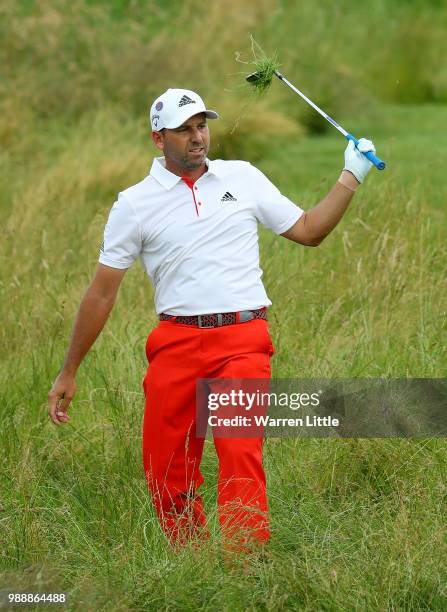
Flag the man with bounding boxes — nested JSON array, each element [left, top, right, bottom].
[[48, 88, 375, 549]]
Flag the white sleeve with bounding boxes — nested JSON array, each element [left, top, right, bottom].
[[250, 164, 304, 234], [98, 193, 142, 269]]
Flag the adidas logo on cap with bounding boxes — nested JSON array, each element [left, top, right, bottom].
[[179, 95, 196, 107], [221, 192, 237, 202]]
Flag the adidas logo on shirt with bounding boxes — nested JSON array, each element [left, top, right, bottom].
[[178, 95, 196, 107], [221, 192, 237, 202]]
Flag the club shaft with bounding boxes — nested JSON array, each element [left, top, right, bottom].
[[272, 71, 386, 170], [274, 71, 348, 137]]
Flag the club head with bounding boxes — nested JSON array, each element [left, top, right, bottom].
[[246, 72, 261, 83]]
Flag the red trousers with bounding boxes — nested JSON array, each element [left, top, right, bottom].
[[142, 318, 274, 548]]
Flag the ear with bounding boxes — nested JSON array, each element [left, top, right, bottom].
[[151, 131, 164, 152]]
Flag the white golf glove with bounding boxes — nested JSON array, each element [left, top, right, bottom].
[[343, 138, 376, 183]]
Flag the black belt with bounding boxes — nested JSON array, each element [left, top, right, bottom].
[[159, 308, 267, 328]]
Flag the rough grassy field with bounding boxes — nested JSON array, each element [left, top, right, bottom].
[[1, 101, 445, 611], [1, 1, 446, 610]]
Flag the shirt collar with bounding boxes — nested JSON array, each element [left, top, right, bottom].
[[150, 156, 222, 190]]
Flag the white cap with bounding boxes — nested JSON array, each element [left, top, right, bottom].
[[149, 88, 219, 131]]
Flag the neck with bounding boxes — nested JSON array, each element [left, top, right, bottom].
[[164, 158, 207, 182]]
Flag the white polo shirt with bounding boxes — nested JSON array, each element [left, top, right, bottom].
[[99, 157, 304, 315]]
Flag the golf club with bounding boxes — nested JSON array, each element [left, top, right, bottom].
[[246, 70, 386, 171]]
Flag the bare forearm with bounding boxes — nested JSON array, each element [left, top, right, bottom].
[[302, 171, 359, 244], [61, 287, 116, 375], [48, 265, 125, 424]]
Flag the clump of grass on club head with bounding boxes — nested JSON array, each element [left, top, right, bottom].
[[246, 36, 281, 94]]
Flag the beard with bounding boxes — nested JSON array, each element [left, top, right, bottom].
[[166, 143, 208, 169]]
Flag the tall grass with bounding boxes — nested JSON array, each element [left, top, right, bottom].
[[2, 0, 447, 136], [1, 99, 446, 607], [1, 1, 447, 609]]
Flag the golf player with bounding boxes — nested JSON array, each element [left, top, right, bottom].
[[48, 88, 376, 549]]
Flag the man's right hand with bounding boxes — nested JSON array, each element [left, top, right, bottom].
[[46, 264, 127, 427], [48, 371, 76, 425]]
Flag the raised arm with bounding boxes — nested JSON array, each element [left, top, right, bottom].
[[281, 138, 375, 246], [48, 264, 127, 425]]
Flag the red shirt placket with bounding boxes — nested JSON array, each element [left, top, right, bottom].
[[181, 177, 201, 217]]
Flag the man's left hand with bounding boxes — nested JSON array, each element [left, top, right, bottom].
[[343, 138, 376, 183]]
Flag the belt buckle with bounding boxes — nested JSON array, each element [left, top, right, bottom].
[[197, 314, 215, 329], [239, 310, 254, 323]]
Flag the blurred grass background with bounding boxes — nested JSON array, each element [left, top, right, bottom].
[[1, 0, 446, 610]]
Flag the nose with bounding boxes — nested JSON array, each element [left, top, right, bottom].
[[190, 128, 203, 143]]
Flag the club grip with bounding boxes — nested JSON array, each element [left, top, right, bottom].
[[346, 134, 386, 171]]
